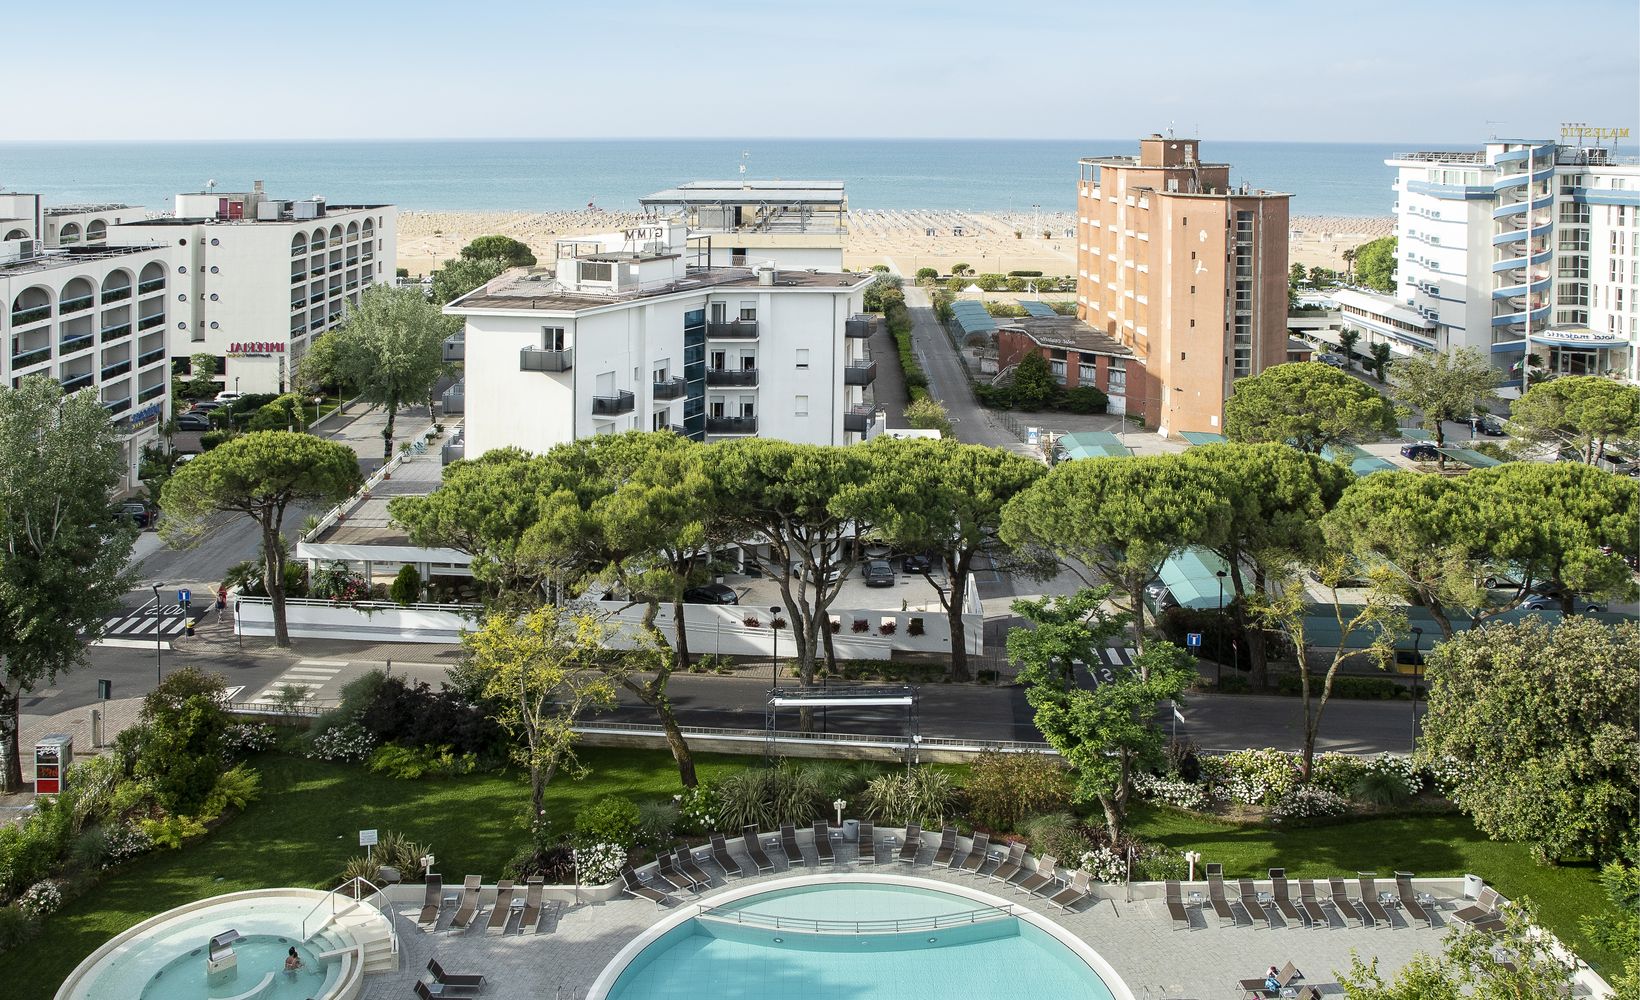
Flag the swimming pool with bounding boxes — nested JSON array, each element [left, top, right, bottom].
[[141, 934, 326, 1000], [594, 876, 1126, 1000]]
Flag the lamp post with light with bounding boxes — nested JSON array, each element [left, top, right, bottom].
[[150, 583, 163, 685], [769, 606, 782, 689], [1408, 626, 1424, 751], [1215, 569, 1228, 684]]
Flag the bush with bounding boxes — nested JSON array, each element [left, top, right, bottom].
[[1269, 784, 1348, 823], [366, 744, 479, 780], [573, 796, 641, 850], [15, 882, 60, 918], [222, 723, 280, 759], [1059, 385, 1108, 414], [1008, 270, 1044, 278], [915, 267, 938, 282], [134, 667, 229, 816], [101, 824, 152, 866], [860, 767, 955, 827], [389, 564, 422, 604], [339, 673, 502, 758], [962, 752, 1071, 830], [1017, 812, 1095, 864], [199, 429, 236, 452], [573, 842, 627, 885], [1211, 748, 1301, 806], [307, 724, 376, 763], [1272, 674, 1407, 700], [1132, 772, 1210, 810], [636, 800, 678, 850], [1350, 770, 1414, 807], [677, 784, 718, 835], [0, 905, 38, 953], [138, 814, 208, 850], [714, 764, 832, 830], [339, 829, 430, 884]]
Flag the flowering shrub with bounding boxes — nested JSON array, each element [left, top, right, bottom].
[[1132, 772, 1210, 811], [851, 619, 869, 633], [18, 881, 61, 917], [573, 842, 627, 885], [222, 723, 280, 759], [1362, 753, 1422, 793], [1216, 748, 1301, 806], [878, 621, 897, 635], [1077, 846, 1126, 883], [1269, 784, 1347, 823], [1310, 753, 1368, 797], [1420, 754, 1469, 796], [677, 784, 719, 835], [307, 724, 375, 763], [102, 824, 153, 866]]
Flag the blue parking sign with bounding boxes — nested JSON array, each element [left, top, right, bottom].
[[178, 588, 191, 606], [1186, 632, 1203, 648]]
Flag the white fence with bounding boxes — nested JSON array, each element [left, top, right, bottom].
[[233, 595, 481, 643]]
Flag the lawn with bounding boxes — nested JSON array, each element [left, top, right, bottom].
[[2, 748, 754, 1000], [1129, 804, 1622, 977]]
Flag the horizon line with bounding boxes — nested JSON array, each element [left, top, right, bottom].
[[0, 134, 1500, 147]]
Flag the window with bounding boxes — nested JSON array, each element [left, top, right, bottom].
[[795, 395, 809, 417], [543, 327, 566, 351], [710, 302, 727, 324], [579, 260, 613, 283], [739, 301, 756, 322], [710, 350, 726, 370], [652, 365, 669, 383], [740, 398, 755, 417], [795, 348, 810, 369]]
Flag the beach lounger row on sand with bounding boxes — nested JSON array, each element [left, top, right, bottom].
[[1174, 866, 1442, 930]]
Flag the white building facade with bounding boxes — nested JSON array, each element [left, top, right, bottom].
[[2, 239, 172, 491], [638, 179, 847, 273], [446, 222, 879, 457], [113, 184, 397, 394], [1339, 139, 1640, 388]]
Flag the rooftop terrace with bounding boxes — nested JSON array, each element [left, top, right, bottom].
[[450, 265, 870, 313]]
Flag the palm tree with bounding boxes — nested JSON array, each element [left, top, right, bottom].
[[1341, 247, 1357, 285]]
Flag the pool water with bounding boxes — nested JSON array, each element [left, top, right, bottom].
[[606, 882, 1116, 1000], [141, 935, 327, 1000]]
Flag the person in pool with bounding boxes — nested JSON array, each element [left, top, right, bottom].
[[284, 947, 303, 973]]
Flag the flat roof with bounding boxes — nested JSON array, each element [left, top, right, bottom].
[[44, 203, 138, 216], [451, 266, 871, 313], [0, 244, 165, 277], [998, 316, 1134, 357], [1332, 288, 1436, 329], [642, 180, 847, 204]]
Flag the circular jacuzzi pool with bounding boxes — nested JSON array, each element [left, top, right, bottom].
[[592, 875, 1128, 1000]]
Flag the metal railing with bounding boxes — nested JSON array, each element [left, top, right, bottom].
[[707, 320, 759, 339], [300, 875, 399, 958], [572, 719, 1055, 756], [694, 901, 1014, 934], [706, 368, 758, 387]]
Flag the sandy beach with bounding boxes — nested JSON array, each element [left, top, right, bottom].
[[396, 209, 1393, 278]]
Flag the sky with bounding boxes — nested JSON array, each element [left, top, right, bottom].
[[3, 0, 1637, 143]]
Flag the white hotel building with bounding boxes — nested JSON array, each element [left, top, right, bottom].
[[1, 238, 172, 491], [0, 194, 152, 248], [112, 183, 397, 395], [1334, 139, 1640, 388], [445, 219, 879, 457]]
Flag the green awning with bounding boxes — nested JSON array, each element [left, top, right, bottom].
[[1180, 431, 1228, 446]]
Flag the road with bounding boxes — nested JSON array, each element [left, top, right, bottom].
[[901, 283, 1028, 453]]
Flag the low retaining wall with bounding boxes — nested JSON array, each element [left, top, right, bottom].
[[234, 596, 479, 644]]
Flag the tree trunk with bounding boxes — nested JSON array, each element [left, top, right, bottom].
[[1433, 421, 1447, 471], [0, 687, 21, 794], [671, 597, 691, 673], [264, 522, 291, 648], [657, 700, 697, 788], [1247, 567, 1269, 689], [1129, 583, 1149, 676], [945, 549, 973, 683], [382, 401, 397, 461], [635, 604, 696, 787], [1099, 793, 1123, 842]]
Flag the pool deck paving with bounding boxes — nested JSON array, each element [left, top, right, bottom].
[[362, 830, 1463, 1000]]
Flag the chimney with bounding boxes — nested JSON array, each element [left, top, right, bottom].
[[758, 266, 776, 286]]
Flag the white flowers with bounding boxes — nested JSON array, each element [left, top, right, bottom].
[[1131, 772, 1209, 810], [573, 842, 627, 886], [306, 724, 375, 763], [18, 880, 62, 917], [102, 824, 153, 866], [1269, 785, 1348, 823], [1076, 846, 1126, 884]]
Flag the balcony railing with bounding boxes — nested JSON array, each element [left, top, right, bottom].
[[138, 278, 165, 295], [442, 336, 464, 362], [592, 390, 636, 417], [101, 396, 131, 415], [707, 320, 759, 340], [845, 315, 879, 339], [138, 313, 165, 331], [292, 297, 308, 310], [101, 360, 132, 379], [844, 359, 877, 386], [707, 368, 758, 387], [59, 373, 93, 392], [59, 295, 94, 314], [11, 346, 50, 368], [520, 346, 573, 372], [844, 405, 877, 434], [100, 286, 131, 305], [138, 382, 167, 402], [101, 323, 132, 341], [652, 376, 686, 400], [138, 348, 165, 367], [11, 305, 51, 326], [706, 414, 757, 435], [60, 333, 94, 354]]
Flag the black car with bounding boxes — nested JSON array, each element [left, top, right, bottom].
[[1523, 593, 1605, 614], [1473, 413, 1506, 436], [175, 413, 212, 431], [683, 583, 738, 605], [1400, 443, 1440, 461], [863, 559, 895, 587], [901, 553, 933, 574], [118, 502, 153, 529]]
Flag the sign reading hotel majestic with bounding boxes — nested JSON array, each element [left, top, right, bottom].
[[226, 342, 287, 357], [1560, 124, 1631, 141]]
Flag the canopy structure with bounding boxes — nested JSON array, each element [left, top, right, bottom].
[[1055, 431, 1132, 460], [1179, 431, 1227, 446], [950, 299, 997, 335], [765, 684, 919, 761], [1322, 443, 1396, 475], [1020, 300, 1057, 318]]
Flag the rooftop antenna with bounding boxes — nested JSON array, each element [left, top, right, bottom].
[[205, 179, 217, 191], [1166, 122, 1175, 139], [1484, 120, 1506, 140]]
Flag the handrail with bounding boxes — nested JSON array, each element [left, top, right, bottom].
[[694, 900, 1014, 934], [299, 875, 399, 957]]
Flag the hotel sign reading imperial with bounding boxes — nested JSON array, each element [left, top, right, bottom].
[[226, 342, 287, 358]]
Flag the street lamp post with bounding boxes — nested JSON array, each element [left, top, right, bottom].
[[150, 583, 163, 685], [1409, 626, 1424, 751], [1215, 569, 1228, 685], [769, 606, 782, 689]]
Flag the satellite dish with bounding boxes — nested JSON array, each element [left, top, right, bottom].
[[205, 179, 217, 190]]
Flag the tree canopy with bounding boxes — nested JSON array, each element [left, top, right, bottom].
[[1339, 899, 1576, 1000], [0, 377, 136, 791], [1388, 347, 1500, 464], [1352, 235, 1397, 293], [1508, 375, 1640, 464], [1420, 616, 1639, 862], [431, 256, 511, 305], [161, 431, 360, 646], [1224, 361, 1399, 453], [459, 235, 536, 268]]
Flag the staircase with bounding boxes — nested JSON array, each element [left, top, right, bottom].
[[324, 902, 399, 974]]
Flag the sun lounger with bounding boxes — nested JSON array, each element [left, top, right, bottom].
[[741, 825, 775, 873], [1164, 880, 1190, 930], [1330, 876, 1370, 926], [1298, 880, 1329, 926], [1205, 863, 1236, 925], [811, 822, 836, 865], [1358, 873, 1394, 925], [417, 874, 443, 930], [990, 842, 1027, 884], [654, 854, 696, 893], [1237, 878, 1271, 927], [1049, 870, 1092, 911], [1453, 886, 1503, 929], [1017, 855, 1058, 896], [449, 875, 482, 932], [780, 823, 806, 867], [1279, 962, 1303, 986], [1396, 872, 1434, 927], [417, 981, 481, 999], [958, 832, 992, 873], [932, 826, 959, 867], [428, 957, 486, 989], [1269, 868, 1305, 925], [485, 880, 514, 934], [896, 824, 922, 864], [710, 833, 744, 877], [856, 822, 876, 864], [620, 866, 674, 909], [517, 877, 544, 935], [675, 848, 713, 888]]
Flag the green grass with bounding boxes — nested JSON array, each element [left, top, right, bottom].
[[1128, 803, 1622, 976], [0, 748, 755, 999]]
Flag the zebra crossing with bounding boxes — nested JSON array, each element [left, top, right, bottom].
[[89, 599, 189, 646], [1076, 647, 1140, 687], [245, 660, 346, 706]]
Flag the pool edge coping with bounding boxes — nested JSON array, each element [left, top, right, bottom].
[[584, 872, 1136, 1000]]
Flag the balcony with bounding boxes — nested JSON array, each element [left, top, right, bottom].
[[707, 320, 759, 340], [706, 414, 757, 435], [844, 405, 877, 434], [60, 333, 93, 354], [520, 346, 573, 372], [11, 305, 51, 326], [138, 278, 165, 295], [592, 390, 636, 417], [59, 373, 93, 393], [11, 346, 50, 369], [138, 313, 165, 331], [100, 287, 131, 305], [138, 382, 167, 402], [845, 315, 879, 339], [138, 348, 165, 367], [59, 295, 94, 315], [844, 359, 877, 386], [652, 376, 686, 400], [706, 368, 758, 387], [442, 336, 464, 362], [101, 360, 132, 379], [292, 296, 307, 311], [101, 396, 132, 415], [101, 323, 132, 342]]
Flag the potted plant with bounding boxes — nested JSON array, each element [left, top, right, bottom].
[[907, 617, 925, 637], [829, 619, 841, 634], [851, 619, 869, 633], [879, 621, 898, 636], [743, 615, 761, 628]]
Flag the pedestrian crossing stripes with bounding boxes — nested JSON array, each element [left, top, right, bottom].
[[247, 660, 345, 705], [88, 599, 188, 645], [1074, 647, 1139, 687]]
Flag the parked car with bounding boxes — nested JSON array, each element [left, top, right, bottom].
[[1473, 412, 1507, 436], [790, 561, 845, 587], [1523, 593, 1605, 614], [188, 399, 224, 411], [682, 583, 738, 605], [1400, 443, 1441, 461], [118, 501, 154, 529], [214, 391, 242, 403], [175, 413, 212, 431], [901, 553, 933, 574], [862, 559, 896, 587], [1318, 353, 1350, 368]]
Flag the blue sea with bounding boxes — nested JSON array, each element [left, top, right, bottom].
[[2, 138, 1420, 217]]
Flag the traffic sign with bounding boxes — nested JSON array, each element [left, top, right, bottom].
[[177, 588, 191, 607], [1186, 632, 1203, 648]]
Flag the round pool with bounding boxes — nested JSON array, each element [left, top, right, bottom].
[[592, 875, 1129, 1000], [141, 934, 326, 1000]]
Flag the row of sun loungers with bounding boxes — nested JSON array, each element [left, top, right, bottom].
[[416, 958, 486, 997], [1172, 866, 1441, 930], [416, 874, 552, 935]]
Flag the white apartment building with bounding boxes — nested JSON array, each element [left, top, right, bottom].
[[0, 194, 151, 247], [445, 221, 879, 457], [2, 239, 172, 491], [1336, 139, 1640, 388], [112, 183, 397, 394], [638, 179, 846, 272]]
